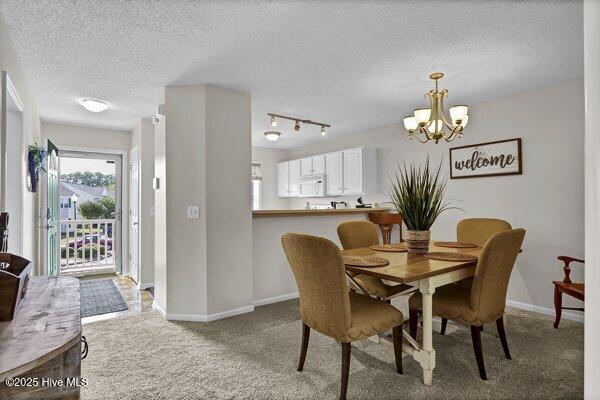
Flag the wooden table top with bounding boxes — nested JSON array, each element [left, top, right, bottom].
[[343, 242, 483, 284], [0, 277, 81, 379]]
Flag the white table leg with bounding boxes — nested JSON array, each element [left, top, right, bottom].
[[419, 280, 436, 386]]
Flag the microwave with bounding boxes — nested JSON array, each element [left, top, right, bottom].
[[299, 175, 327, 197]]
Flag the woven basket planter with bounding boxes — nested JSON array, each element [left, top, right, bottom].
[[405, 230, 431, 254]]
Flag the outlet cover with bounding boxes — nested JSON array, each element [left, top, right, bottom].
[[187, 206, 200, 219]]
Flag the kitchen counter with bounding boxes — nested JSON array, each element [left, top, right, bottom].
[[252, 207, 390, 218]]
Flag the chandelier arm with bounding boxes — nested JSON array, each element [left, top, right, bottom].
[[438, 92, 454, 129], [443, 126, 462, 142], [415, 133, 430, 144]]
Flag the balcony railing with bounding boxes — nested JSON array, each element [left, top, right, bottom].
[[60, 219, 115, 272]]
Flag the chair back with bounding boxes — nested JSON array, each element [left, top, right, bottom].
[[368, 212, 403, 244], [457, 218, 512, 245], [337, 220, 379, 250], [281, 233, 351, 338], [470, 229, 525, 321]]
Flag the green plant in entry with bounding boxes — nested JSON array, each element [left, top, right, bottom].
[[388, 157, 460, 231]]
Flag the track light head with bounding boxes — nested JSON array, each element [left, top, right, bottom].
[[294, 120, 301, 132], [270, 115, 277, 127], [320, 126, 327, 136]]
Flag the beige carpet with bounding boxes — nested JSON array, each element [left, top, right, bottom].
[[82, 300, 583, 399]]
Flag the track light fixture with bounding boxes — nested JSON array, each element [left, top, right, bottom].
[[266, 113, 330, 140]]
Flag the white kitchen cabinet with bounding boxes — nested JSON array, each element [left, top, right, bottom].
[[343, 148, 363, 195], [277, 162, 290, 197], [312, 154, 326, 175], [300, 157, 313, 177], [289, 159, 301, 196], [325, 151, 344, 195]]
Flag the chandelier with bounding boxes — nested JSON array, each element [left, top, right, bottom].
[[403, 72, 469, 144]]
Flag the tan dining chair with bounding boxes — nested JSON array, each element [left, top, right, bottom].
[[408, 228, 526, 380], [438, 218, 513, 334], [281, 233, 404, 400], [337, 221, 411, 301]]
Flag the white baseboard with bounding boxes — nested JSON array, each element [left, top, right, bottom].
[[506, 299, 584, 323], [253, 292, 299, 307], [153, 304, 255, 322], [152, 299, 166, 318]]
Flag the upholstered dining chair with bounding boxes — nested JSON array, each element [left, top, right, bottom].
[[337, 221, 411, 301], [409, 228, 526, 380], [281, 233, 404, 400]]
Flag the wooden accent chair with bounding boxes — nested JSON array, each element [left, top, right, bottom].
[[281, 233, 404, 400], [337, 221, 411, 301], [553, 256, 584, 329], [409, 229, 526, 380], [368, 212, 403, 244]]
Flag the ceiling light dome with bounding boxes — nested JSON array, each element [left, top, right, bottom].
[[264, 131, 281, 141], [79, 98, 109, 112]]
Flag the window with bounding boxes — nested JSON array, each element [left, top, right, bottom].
[[251, 162, 262, 210]]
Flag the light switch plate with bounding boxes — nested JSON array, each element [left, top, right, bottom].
[[152, 177, 160, 190], [187, 206, 200, 219]]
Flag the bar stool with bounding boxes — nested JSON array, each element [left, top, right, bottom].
[[368, 212, 403, 244]]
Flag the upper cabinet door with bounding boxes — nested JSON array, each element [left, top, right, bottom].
[[289, 159, 301, 196], [312, 155, 326, 175], [343, 148, 364, 195], [277, 162, 290, 197], [326, 152, 343, 195], [300, 157, 313, 177]]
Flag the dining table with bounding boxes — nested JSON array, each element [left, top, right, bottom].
[[342, 242, 483, 387]]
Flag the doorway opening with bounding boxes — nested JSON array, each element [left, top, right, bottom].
[[58, 151, 122, 276]]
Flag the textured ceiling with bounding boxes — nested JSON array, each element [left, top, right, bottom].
[[0, 0, 583, 149]]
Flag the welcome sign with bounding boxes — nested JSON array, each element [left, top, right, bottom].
[[449, 138, 522, 179]]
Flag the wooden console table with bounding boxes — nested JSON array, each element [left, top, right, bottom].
[[0, 277, 82, 400]]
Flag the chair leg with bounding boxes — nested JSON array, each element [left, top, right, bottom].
[[392, 325, 403, 374], [409, 309, 419, 339], [470, 325, 487, 380], [441, 318, 448, 335], [340, 342, 351, 400], [496, 317, 512, 360], [297, 323, 310, 371], [553, 286, 562, 329]]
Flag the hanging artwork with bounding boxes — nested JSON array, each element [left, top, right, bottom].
[[449, 138, 522, 179], [27, 143, 46, 192]]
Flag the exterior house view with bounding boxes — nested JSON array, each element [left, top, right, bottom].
[[0, 1, 599, 400]]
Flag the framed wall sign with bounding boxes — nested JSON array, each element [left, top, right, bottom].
[[449, 138, 522, 179]]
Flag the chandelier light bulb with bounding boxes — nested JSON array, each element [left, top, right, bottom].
[[460, 114, 469, 128], [428, 120, 444, 134], [264, 131, 281, 141], [449, 105, 468, 124], [414, 108, 431, 125], [403, 116, 418, 131]]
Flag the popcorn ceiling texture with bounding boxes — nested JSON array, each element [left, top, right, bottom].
[[0, 1, 583, 148]]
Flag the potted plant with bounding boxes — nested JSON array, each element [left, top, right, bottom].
[[389, 158, 459, 254], [27, 143, 46, 192]]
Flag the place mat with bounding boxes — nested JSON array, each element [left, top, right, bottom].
[[434, 241, 478, 249], [423, 252, 478, 262], [369, 243, 408, 252], [343, 255, 389, 267]]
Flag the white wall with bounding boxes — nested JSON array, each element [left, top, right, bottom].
[[130, 118, 155, 288], [155, 84, 253, 320], [584, 0, 600, 397], [251, 146, 290, 210], [0, 19, 41, 271], [286, 80, 585, 316], [42, 122, 131, 150]]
